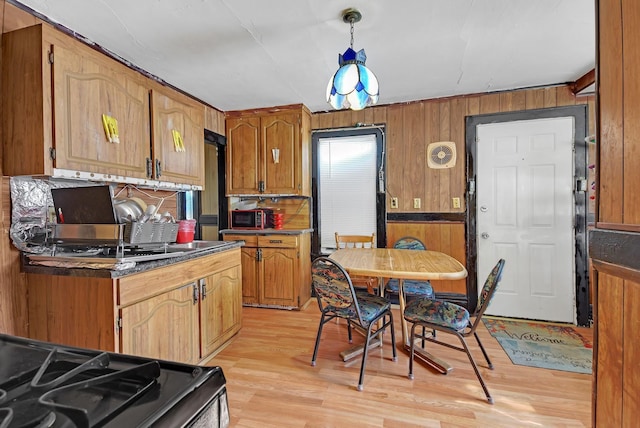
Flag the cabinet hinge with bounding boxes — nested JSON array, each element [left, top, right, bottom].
[[146, 157, 153, 178], [193, 283, 199, 305], [48, 51, 54, 64], [49, 147, 56, 160], [116, 316, 122, 332]]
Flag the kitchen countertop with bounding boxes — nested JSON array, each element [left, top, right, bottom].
[[220, 228, 313, 235], [22, 240, 244, 279]]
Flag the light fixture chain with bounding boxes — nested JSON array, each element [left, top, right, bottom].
[[350, 20, 355, 49]]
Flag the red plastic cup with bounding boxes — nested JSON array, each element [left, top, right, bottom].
[[176, 219, 196, 243]]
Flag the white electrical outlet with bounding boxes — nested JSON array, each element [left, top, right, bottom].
[[391, 197, 398, 209], [413, 198, 421, 209], [452, 197, 461, 209]]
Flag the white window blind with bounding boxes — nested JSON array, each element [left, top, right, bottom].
[[318, 134, 377, 252]]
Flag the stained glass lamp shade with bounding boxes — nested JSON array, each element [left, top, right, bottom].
[[326, 47, 379, 111]]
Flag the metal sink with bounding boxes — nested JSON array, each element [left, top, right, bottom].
[[165, 240, 230, 252]]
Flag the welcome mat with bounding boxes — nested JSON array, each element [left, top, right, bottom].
[[483, 317, 593, 374]]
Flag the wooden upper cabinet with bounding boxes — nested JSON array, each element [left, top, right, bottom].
[[2, 24, 149, 178], [226, 116, 261, 194], [2, 24, 205, 188], [52, 34, 150, 179], [225, 104, 311, 196], [150, 84, 205, 187]]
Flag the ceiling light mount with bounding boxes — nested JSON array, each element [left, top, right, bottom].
[[326, 7, 379, 111], [342, 8, 362, 25]]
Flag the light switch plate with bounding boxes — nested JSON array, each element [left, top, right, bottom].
[[413, 198, 421, 209], [452, 197, 461, 209]]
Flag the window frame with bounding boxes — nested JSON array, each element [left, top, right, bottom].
[[311, 126, 387, 257]]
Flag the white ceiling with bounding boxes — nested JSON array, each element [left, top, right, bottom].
[[11, 0, 596, 113]]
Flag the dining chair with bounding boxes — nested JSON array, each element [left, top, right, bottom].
[[311, 256, 397, 391], [384, 236, 435, 301], [334, 232, 378, 294], [403, 258, 506, 404]]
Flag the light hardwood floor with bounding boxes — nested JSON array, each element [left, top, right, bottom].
[[211, 304, 592, 427]]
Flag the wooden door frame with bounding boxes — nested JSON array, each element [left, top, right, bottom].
[[465, 105, 590, 326]]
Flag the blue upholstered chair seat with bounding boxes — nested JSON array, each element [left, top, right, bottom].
[[332, 293, 391, 326], [403, 298, 470, 331], [385, 279, 434, 298]]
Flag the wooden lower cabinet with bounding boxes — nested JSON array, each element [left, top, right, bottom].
[[26, 248, 242, 364], [224, 233, 311, 309], [120, 282, 200, 364]]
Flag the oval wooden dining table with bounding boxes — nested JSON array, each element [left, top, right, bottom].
[[329, 247, 468, 373]]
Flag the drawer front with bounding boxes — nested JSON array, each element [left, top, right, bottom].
[[258, 235, 298, 248], [224, 234, 258, 246]]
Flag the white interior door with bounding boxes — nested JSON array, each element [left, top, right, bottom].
[[476, 117, 575, 323]]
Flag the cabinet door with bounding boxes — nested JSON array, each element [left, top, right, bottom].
[[52, 39, 150, 178], [150, 87, 205, 187], [226, 117, 261, 194], [240, 247, 260, 305], [262, 113, 300, 195], [261, 247, 298, 307], [120, 282, 200, 364], [199, 265, 242, 357]]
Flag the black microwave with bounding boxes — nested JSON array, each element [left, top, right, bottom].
[[230, 209, 274, 229]]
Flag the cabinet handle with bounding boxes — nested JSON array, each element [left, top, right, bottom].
[[199, 278, 207, 300], [146, 158, 153, 178], [269, 240, 283, 244], [256, 248, 262, 262], [155, 159, 162, 178], [258, 180, 265, 192]]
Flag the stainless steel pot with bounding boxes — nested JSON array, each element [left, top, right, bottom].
[[114, 198, 144, 222]]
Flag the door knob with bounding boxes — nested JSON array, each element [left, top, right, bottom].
[[481, 232, 490, 239], [480, 206, 488, 212]]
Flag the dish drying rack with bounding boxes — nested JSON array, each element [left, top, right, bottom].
[[47, 222, 179, 257]]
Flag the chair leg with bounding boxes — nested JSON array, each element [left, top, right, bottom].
[[357, 323, 377, 391], [311, 314, 327, 366], [456, 332, 493, 404], [388, 312, 397, 362], [474, 331, 493, 369], [408, 322, 418, 380]]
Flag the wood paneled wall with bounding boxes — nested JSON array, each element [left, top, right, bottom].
[[204, 106, 225, 135], [312, 86, 594, 291], [313, 86, 595, 214], [591, 0, 640, 425]]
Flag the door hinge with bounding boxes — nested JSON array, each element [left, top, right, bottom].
[[48, 51, 54, 64], [193, 283, 199, 304], [146, 157, 153, 178], [49, 147, 56, 160], [116, 316, 122, 332]]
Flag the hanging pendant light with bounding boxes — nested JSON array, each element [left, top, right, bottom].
[[326, 8, 379, 111]]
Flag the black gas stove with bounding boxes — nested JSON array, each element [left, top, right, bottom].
[[0, 334, 229, 428]]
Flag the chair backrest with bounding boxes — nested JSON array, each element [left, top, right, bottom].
[[335, 232, 376, 249], [311, 257, 363, 320], [393, 236, 427, 251], [471, 259, 506, 324]]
